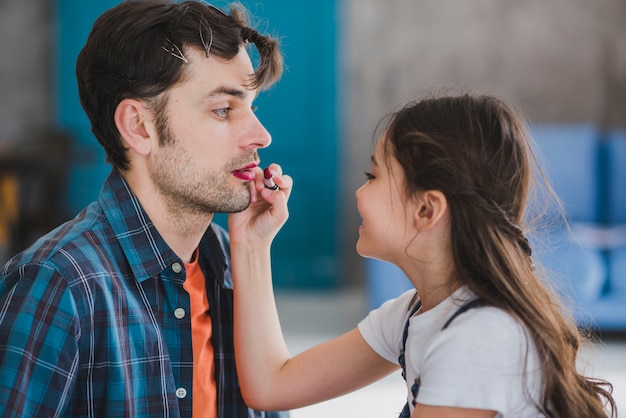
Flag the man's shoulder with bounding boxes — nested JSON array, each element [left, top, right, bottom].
[[2, 201, 113, 281]]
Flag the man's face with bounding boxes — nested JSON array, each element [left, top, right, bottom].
[[148, 46, 271, 215]]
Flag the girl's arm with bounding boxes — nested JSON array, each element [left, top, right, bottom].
[[229, 166, 398, 411]]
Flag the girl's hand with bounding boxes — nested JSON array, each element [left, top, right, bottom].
[[228, 163, 292, 248]]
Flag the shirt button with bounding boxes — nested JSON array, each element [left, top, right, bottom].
[[174, 308, 186, 319], [176, 387, 187, 399], [172, 262, 182, 273]]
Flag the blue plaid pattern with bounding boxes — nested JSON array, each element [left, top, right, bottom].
[[0, 169, 287, 418]]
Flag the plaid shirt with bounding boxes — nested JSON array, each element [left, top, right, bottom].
[[0, 169, 288, 418]]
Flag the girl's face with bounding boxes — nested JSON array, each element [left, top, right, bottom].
[[355, 137, 419, 264]]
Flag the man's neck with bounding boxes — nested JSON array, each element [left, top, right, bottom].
[[121, 172, 213, 263]]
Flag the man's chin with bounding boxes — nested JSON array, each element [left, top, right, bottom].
[[220, 193, 251, 214], [202, 184, 253, 214], [228, 205, 248, 214]]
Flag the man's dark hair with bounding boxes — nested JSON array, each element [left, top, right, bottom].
[[76, 0, 283, 170]]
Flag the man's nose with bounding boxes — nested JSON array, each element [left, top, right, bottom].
[[245, 113, 272, 149]]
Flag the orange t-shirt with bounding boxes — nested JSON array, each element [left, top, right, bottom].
[[183, 253, 217, 418]]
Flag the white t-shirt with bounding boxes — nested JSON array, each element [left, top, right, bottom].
[[358, 286, 544, 417]]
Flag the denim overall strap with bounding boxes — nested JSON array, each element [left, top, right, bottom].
[[397, 298, 485, 418], [399, 297, 421, 382], [398, 296, 421, 418], [441, 298, 486, 330]]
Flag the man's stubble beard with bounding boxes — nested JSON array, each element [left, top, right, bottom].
[[149, 114, 255, 216]]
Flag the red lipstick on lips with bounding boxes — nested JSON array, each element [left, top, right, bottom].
[[232, 163, 258, 181], [263, 168, 279, 190]]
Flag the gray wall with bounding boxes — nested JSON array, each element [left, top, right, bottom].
[[0, 1, 54, 142], [339, 0, 626, 285]]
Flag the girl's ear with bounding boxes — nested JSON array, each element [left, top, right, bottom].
[[114, 98, 154, 157], [413, 190, 448, 231]]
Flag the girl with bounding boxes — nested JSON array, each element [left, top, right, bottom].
[[228, 93, 617, 417]]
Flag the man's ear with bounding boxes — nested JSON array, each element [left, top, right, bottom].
[[413, 190, 448, 231], [114, 98, 154, 157]]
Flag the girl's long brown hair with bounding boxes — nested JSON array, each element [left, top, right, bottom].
[[382, 92, 616, 417]]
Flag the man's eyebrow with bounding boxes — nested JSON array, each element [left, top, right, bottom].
[[204, 86, 247, 100]]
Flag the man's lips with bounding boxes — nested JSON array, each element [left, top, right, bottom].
[[232, 162, 258, 181]]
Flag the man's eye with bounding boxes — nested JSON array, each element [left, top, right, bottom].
[[214, 107, 231, 118]]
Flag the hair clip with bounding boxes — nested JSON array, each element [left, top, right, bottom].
[[198, 15, 213, 58], [161, 38, 188, 63]]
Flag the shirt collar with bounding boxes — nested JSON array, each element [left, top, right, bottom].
[[199, 223, 233, 289], [98, 169, 232, 288], [98, 169, 179, 282]]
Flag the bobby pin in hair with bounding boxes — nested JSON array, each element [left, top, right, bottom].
[[161, 38, 188, 63], [198, 15, 213, 58]]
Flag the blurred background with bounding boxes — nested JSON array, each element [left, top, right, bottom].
[[1, 0, 626, 413]]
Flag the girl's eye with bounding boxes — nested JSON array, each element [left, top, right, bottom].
[[214, 107, 231, 118], [364, 171, 375, 180]]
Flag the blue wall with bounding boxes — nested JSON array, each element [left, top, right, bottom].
[[55, 0, 339, 288]]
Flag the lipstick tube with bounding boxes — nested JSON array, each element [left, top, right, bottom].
[[263, 167, 279, 190]]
